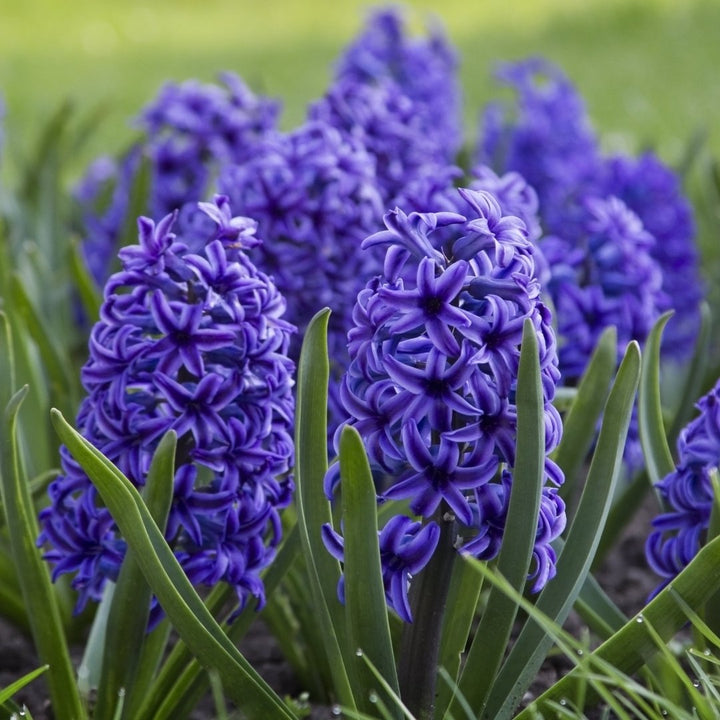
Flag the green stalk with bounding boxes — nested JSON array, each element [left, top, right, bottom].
[[397, 509, 457, 720]]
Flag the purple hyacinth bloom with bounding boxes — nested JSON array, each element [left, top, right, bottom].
[[600, 152, 702, 356], [323, 515, 441, 624], [335, 6, 462, 163], [479, 57, 599, 237], [75, 73, 279, 287], [646, 382, 720, 592], [38, 196, 295, 615], [218, 120, 385, 434], [324, 187, 566, 621], [479, 57, 702, 361]]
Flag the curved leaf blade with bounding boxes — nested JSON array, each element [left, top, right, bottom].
[[486, 341, 641, 720], [638, 311, 675, 486], [340, 425, 399, 713], [453, 317, 544, 716], [51, 409, 296, 720]]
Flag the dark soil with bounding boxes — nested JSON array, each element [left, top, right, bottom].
[[0, 497, 660, 720]]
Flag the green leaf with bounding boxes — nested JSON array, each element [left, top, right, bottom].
[[452, 318, 545, 717], [69, 237, 102, 321], [95, 430, 177, 720], [141, 528, 300, 720], [513, 528, 720, 718], [0, 665, 49, 705], [0, 384, 86, 720], [575, 573, 627, 639], [435, 560, 483, 719], [10, 272, 76, 414], [555, 326, 616, 504], [485, 341, 641, 720], [340, 425, 399, 714], [294, 308, 356, 710], [51, 409, 296, 720], [638, 311, 675, 487], [668, 301, 711, 446]]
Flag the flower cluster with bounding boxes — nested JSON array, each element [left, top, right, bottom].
[[646, 382, 720, 592], [38, 196, 295, 616], [217, 120, 385, 430], [310, 6, 461, 208], [478, 58, 702, 362], [75, 73, 279, 286], [324, 187, 566, 622]]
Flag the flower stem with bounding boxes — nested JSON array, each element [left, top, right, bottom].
[[397, 508, 457, 720]]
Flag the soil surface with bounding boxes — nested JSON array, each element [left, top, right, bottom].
[[0, 497, 660, 720]]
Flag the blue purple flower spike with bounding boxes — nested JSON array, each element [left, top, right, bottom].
[[324, 187, 566, 622], [217, 120, 385, 429], [75, 73, 280, 287], [646, 383, 720, 593], [39, 195, 295, 617], [310, 6, 462, 208], [479, 57, 702, 363]]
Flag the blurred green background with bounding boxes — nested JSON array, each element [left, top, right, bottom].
[[2, 0, 720, 177]]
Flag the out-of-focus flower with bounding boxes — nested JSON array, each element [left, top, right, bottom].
[[336, 6, 462, 162], [324, 187, 566, 622], [310, 6, 462, 208], [646, 382, 720, 592], [38, 196, 295, 617], [600, 153, 703, 354], [218, 120, 385, 433], [75, 74, 279, 287], [478, 57, 702, 360]]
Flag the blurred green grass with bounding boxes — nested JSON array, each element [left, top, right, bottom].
[[2, 0, 720, 177]]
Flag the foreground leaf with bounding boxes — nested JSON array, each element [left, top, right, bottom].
[[51, 409, 297, 720]]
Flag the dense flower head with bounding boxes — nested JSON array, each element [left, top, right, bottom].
[[540, 195, 665, 380], [478, 57, 702, 359], [75, 73, 279, 287], [38, 196, 295, 616], [599, 152, 703, 353], [217, 120, 385, 429], [324, 187, 566, 621], [335, 5, 462, 162], [646, 381, 720, 592], [479, 57, 599, 236]]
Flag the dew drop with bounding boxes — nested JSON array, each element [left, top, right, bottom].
[[576, 649, 584, 656], [693, 680, 701, 688], [661, 710, 668, 716], [635, 614, 644, 623], [355, 648, 364, 657], [369, 692, 378, 704], [559, 698, 567, 706], [704, 649, 712, 657], [331, 705, 342, 717]]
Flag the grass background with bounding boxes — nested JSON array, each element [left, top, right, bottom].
[[2, 0, 720, 178]]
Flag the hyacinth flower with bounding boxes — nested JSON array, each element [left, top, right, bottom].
[[75, 73, 280, 287], [335, 5, 462, 162], [38, 195, 295, 618], [218, 119, 385, 434], [323, 187, 566, 629], [646, 381, 720, 593], [310, 7, 462, 209], [478, 57, 702, 359]]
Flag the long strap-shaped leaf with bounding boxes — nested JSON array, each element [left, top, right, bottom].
[[294, 308, 356, 709], [638, 312, 675, 487], [514, 527, 720, 718], [51, 409, 297, 720], [451, 318, 544, 717], [555, 326, 616, 504], [95, 430, 177, 720], [340, 425, 400, 715], [668, 301, 711, 446], [0, 313, 87, 720], [483, 342, 641, 720]]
